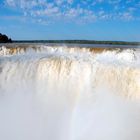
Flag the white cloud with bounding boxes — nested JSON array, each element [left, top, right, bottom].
[[108, 0, 121, 4], [118, 12, 134, 21], [4, 0, 139, 24], [5, 0, 16, 7], [55, 0, 63, 5], [67, 0, 73, 4], [32, 7, 60, 17]]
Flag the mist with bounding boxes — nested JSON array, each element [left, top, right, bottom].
[[0, 45, 140, 140]]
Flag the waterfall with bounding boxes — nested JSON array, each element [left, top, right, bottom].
[[0, 45, 140, 140]]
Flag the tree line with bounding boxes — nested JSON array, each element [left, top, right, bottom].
[[14, 40, 140, 46], [0, 33, 12, 43], [0, 33, 139, 45]]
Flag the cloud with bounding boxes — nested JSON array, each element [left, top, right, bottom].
[[108, 0, 121, 4], [118, 12, 134, 21], [5, 0, 16, 7], [67, 0, 73, 4], [4, 0, 140, 24]]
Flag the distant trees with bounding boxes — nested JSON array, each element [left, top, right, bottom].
[[14, 40, 140, 45], [0, 33, 12, 43]]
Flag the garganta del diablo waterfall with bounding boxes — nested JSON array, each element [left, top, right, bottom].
[[0, 44, 140, 140]]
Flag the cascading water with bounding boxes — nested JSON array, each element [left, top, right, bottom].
[[0, 44, 140, 140]]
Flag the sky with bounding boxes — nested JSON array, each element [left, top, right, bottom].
[[0, 0, 140, 41]]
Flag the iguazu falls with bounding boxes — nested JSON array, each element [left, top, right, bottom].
[[1, 0, 140, 139], [0, 44, 140, 140]]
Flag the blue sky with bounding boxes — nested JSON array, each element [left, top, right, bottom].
[[0, 0, 140, 41]]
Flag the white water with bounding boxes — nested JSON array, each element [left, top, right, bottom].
[[0, 45, 140, 140]]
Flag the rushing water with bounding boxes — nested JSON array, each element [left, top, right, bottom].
[[0, 44, 140, 140]]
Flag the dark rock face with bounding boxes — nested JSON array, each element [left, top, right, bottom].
[[0, 33, 12, 43]]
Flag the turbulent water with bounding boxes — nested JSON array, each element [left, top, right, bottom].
[[0, 44, 140, 140]]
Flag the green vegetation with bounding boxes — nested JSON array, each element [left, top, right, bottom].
[[0, 33, 12, 43], [0, 33, 139, 45], [14, 40, 140, 46]]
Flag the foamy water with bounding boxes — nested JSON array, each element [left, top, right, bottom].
[[0, 44, 140, 140]]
